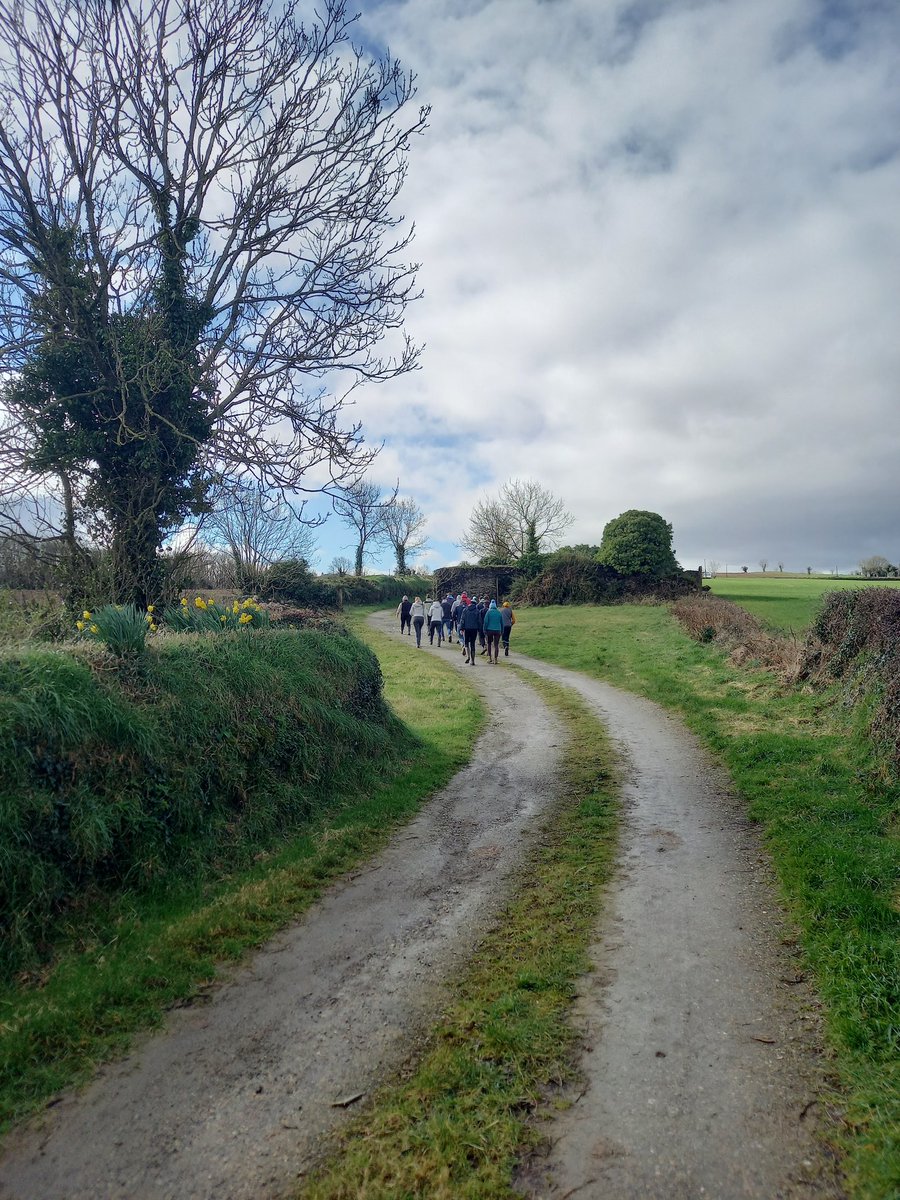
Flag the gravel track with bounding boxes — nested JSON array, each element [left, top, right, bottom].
[[0, 613, 841, 1199]]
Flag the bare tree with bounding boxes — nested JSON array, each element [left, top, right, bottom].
[[0, 0, 428, 605], [382, 497, 428, 575], [329, 555, 352, 576], [204, 482, 317, 593], [458, 478, 573, 564], [859, 555, 892, 578], [707, 561, 720, 578], [759, 560, 768, 573], [333, 479, 393, 576]]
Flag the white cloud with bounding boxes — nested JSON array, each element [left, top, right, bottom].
[[316, 0, 900, 573]]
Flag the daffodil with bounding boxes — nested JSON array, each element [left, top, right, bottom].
[[83, 610, 92, 620], [90, 624, 99, 634], [149, 623, 158, 633], [220, 614, 227, 624], [232, 600, 240, 615], [75, 620, 85, 631], [194, 597, 207, 610], [238, 612, 253, 625], [147, 604, 155, 613], [181, 596, 188, 607]]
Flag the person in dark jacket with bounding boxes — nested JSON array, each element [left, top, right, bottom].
[[499, 600, 516, 655], [397, 595, 412, 635], [459, 596, 481, 665], [476, 597, 487, 654], [441, 593, 455, 642]]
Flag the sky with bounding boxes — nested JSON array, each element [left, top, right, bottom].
[[305, 0, 900, 576]]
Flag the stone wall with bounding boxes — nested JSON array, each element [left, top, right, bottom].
[[433, 564, 524, 602]]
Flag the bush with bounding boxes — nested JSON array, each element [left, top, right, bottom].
[[517, 556, 697, 606], [0, 627, 406, 980], [596, 509, 680, 576], [263, 559, 335, 608], [803, 588, 900, 766]]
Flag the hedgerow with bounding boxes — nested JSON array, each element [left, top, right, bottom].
[[672, 587, 900, 768], [0, 627, 407, 980], [515, 555, 698, 606], [804, 588, 900, 767]]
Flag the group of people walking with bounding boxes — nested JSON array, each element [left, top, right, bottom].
[[396, 592, 516, 664]]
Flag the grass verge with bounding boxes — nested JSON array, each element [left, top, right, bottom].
[[0, 620, 483, 1136], [297, 668, 620, 1200], [514, 604, 899, 1199]]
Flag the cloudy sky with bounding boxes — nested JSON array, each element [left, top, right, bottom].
[[311, 0, 900, 575]]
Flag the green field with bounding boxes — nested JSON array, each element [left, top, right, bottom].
[[705, 574, 900, 632]]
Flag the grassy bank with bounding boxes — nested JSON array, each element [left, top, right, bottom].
[[299, 669, 620, 1200], [706, 574, 900, 632], [0, 623, 483, 1134], [514, 605, 899, 1198], [1, 628, 399, 978]]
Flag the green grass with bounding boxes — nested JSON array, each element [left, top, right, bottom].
[[706, 574, 900, 633], [0, 621, 484, 1136], [0, 629, 402, 978], [298, 668, 620, 1200], [514, 604, 899, 1199]]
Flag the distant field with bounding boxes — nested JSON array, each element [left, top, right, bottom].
[[705, 574, 900, 633]]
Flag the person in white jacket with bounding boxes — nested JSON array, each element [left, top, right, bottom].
[[409, 596, 426, 646], [428, 598, 445, 646]]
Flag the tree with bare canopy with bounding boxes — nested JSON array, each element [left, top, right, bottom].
[[0, 0, 428, 607], [382, 496, 428, 575], [457, 478, 573, 565], [332, 478, 394, 577], [203, 481, 317, 595]]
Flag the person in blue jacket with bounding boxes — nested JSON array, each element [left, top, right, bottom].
[[482, 599, 503, 663]]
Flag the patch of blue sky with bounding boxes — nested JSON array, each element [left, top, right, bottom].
[[774, 0, 899, 64]]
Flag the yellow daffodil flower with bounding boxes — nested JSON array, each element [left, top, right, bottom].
[[75, 620, 85, 631], [194, 597, 207, 610], [83, 610, 92, 620], [238, 612, 253, 625], [90, 624, 99, 634], [147, 605, 154, 613]]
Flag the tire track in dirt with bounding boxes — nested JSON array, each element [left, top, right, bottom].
[[509, 653, 842, 1200], [0, 616, 565, 1200]]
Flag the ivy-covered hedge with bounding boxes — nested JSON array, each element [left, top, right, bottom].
[[0, 627, 407, 979], [514, 556, 699, 606]]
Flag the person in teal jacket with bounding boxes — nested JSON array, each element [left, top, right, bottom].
[[482, 599, 503, 664]]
